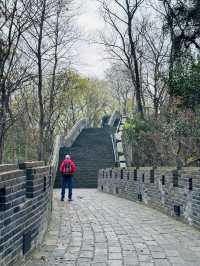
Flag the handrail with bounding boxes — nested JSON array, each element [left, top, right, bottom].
[[111, 134, 118, 165], [49, 135, 62, 184], [64, 119, 88, 147], [108, 110, 120, 127], [110, 116, 122, 167], [116, 117, 122, 134]]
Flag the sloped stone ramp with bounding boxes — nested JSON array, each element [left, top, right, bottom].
[[25, 189, 200, 266]]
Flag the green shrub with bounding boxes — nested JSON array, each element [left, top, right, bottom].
[[123, 116, 153, 143]]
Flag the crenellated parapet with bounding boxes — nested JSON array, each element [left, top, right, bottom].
[[0, 161, 52, 266], [98, 167, 200, 230]]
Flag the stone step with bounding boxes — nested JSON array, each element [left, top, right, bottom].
[[55, 127, 115, 188]]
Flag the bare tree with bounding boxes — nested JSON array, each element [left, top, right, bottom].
[[23, 0, 78, 160], [106, 64, 132, 115], [97, 0, 145, 118], [141, 22, 169, 118], [0, 0, 33, 162], [44, 0, 79, 159]]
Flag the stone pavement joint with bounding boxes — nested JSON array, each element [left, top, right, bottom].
[[25, 189, 200, 266]]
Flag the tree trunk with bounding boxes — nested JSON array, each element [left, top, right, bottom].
[[0, 130, 4, 164], [0, 108, 6, 163], [37, 0, 46, 161], [127, 16, 144, 118], [38, 62, 45, 161], [25, 127, 29, 160], [0, 80, 6, 164], [46, 6, 60, 160], [131, 90, 135, 116], [154, 98, 159, 120]]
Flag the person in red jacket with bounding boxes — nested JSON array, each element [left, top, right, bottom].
[[59, 154, 76, 201]]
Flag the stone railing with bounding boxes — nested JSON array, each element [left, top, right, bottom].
[[110, 134, 118, 166], [0, 161, 52, 266], [98, 167, 200, 230], [49, 135, 62, 181], [108, 110, 120, 127], [63, 119, 88, 147]]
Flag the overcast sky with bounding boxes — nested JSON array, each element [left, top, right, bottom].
[[74, 0, 110, 79], [73, 0, 160, 79]]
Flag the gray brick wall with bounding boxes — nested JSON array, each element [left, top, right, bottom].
[[0, 162, 53, 266], [98, 167, 200, 230]]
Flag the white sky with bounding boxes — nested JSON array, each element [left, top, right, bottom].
[[74, 0, 110, 79], [73, 0, 161, 79]]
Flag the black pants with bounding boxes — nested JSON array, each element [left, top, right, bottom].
[[61, 174, 73, 200]]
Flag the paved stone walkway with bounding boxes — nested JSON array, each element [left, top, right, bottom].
[[25, 189, 200, 266]]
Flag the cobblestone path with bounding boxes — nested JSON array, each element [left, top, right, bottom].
[[25, 189, 200, 266]]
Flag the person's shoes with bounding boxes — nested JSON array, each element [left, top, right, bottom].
[[68, 198, 73, 202], [61, 197, 64, 201]]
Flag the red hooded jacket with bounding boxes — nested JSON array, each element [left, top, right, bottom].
[[59, 159, 76, 175]]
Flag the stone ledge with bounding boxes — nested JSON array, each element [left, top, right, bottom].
[[0, 164, 17, 173], [19, 161, 45, 169], [0, 170, 25, 181]]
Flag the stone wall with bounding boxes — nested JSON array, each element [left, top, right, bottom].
[[98, 167, 200, 230], [0, 161, 52, 266]]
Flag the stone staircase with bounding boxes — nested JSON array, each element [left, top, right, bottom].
[[55, 128, 115, 188]]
